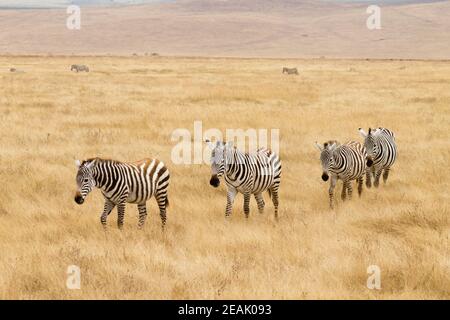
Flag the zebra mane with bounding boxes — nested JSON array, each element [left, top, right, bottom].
[[323, 140, 340, 149], [81, 158, 123, 167]]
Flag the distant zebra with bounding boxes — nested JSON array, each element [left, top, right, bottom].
[[71, 64, 89, 72], [206, 140, 281, 219], [358, 127, 397, 188], [74, 157, 170, 229], [315, 140, 366, 209], [282, 67, 299, 75]]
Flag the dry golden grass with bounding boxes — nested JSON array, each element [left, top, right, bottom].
[[0, 56, 449, 299]]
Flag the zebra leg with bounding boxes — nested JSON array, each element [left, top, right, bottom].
[[366, 168, 372, 188], [155, 193, 168, 229], [374, 168, 383, 188], [254, 193, 265, 214], [243, 193, 251, 218], [383, 167, 390, 184], [329, 176, 337, 209], [357, 177, 364, 197], [347, 181, 353, 200], [341, 182, 347, 201], [225, 188, 237, 217], [100, 200, 115, 228], [117, 203, 126, 230], [269, 187, 280, 219], [137, 203, 147, 229]]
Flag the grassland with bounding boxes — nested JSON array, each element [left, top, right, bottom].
[[0, 56, 449, 299]]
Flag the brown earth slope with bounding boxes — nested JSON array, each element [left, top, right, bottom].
[[0, 0, 449, 58]]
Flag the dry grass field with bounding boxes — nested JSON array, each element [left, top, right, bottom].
[[0, 56, 449, 299]]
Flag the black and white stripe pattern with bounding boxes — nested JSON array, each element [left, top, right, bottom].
[[74, 157, 169, 229], [207, 140, 281, 219], [359, 127, 397, 188], [315, 140, 366, 209]]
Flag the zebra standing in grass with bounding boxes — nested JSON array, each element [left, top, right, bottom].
[[282, 67, 299, 75], [71, 64, 89, 72], [358, 127, 397, 188], [206, 140, 281, 219], [74, 157, 169, 229], [315, 140, 366, 209]]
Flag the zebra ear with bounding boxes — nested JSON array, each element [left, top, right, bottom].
[[315, 142, 323, 151], [358, 128, 367, 138], [75, 159, 81, 168], [205, 138, 214, 150], [85, 160, 95, 170]]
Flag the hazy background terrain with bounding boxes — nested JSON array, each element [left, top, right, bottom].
[[0, 0, 449, 58]]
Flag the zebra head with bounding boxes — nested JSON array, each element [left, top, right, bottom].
[[315, 141, 338, 182], [74, 159, 96, 205], [358, 128, 378, 167], [206, 139, 233, 188]]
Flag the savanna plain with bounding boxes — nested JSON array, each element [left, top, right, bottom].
[[0, 56, 449, 299]]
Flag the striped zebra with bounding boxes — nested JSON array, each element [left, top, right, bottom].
[[282, 67, 299, 75], [358, 127, 397, 188], [74, 157, 170, 229], [206, 140, 281, 219], [315, 140, 366, 209], [71, 64, 89, 72]]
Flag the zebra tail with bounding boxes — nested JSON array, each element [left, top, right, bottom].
[[267, 189, 272, 198], [165, 197, 169, 208]]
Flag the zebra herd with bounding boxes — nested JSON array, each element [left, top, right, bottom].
[[315, 127, 397, 209], [74, 127, 396, 229]]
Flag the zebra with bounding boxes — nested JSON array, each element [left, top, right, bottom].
[[315, 140, 366, 209], [282, 67, 299, 75], [206, 140, 281, 219], [71, 64, 90, 72], [74, 157, 170, 229], [358, 127, 397, 188]]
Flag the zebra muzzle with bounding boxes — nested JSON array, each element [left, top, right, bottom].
[[366, 158, 373, 167], [321, 173, 329, 182], [74, 193, 84, 205], [210, 175, 220, 188]]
